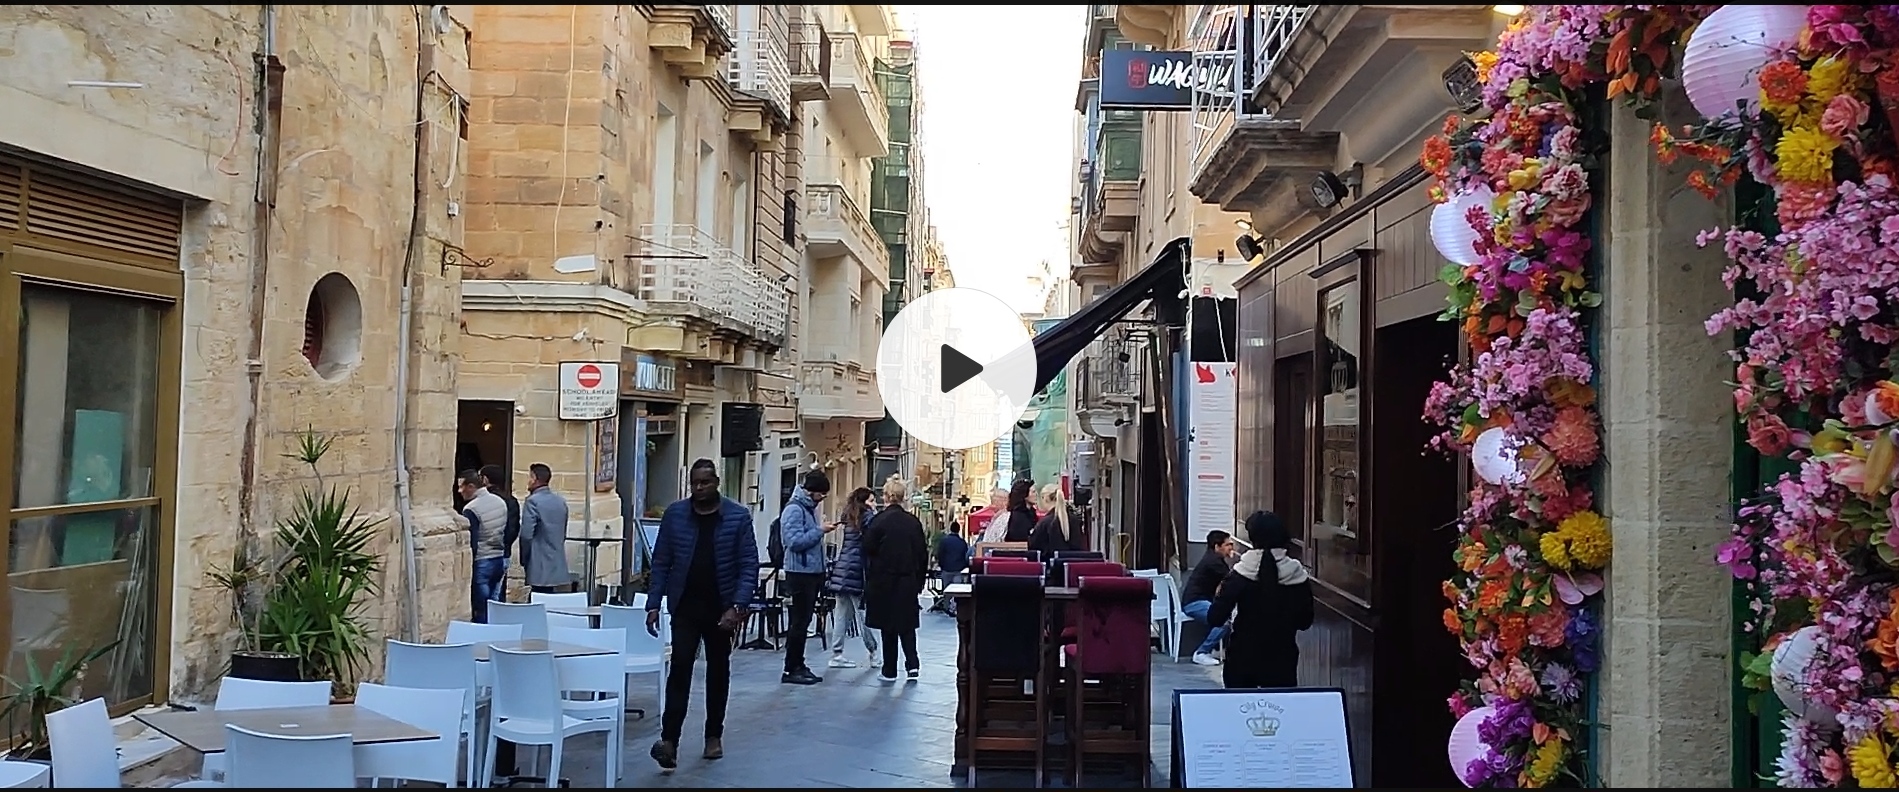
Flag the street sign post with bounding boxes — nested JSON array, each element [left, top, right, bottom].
[[558, 361, 619, 601]]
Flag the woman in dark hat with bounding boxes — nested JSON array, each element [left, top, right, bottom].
[[1208, 510, 1315, 689]]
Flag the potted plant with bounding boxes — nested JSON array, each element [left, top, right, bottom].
[[1, 640, 119, 761], [209, 430, 384, 698]]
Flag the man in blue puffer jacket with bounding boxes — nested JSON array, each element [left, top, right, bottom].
[[777, 470, 835, 685], [645, 459, 758, 772]]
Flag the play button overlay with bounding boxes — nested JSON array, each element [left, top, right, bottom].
[[939, 345, 983, 393], [877, 287, 1036, 451]]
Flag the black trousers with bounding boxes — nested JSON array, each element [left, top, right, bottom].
[[880, 627, 919, 677], [781, 572, 823, 673], [661, 607, 733, 743]]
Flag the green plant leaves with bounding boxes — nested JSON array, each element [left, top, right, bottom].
[[255, 482, 385, 687]]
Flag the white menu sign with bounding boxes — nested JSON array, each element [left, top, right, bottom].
[[1187, 362, 1238, 542], [1174, 689, 1355, 788]]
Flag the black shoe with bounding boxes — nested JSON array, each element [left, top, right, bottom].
[[651, 740, 679, 774], [906, 667, 920, 681], [781, 668, 823, 685]]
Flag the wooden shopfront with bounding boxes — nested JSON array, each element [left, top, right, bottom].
[[1233, 165, 1464, 787]]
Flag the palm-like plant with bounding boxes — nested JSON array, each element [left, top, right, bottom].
[[1, 640, 118, 758]]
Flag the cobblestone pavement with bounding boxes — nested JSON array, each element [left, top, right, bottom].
[[532, 604, 1222, 788]]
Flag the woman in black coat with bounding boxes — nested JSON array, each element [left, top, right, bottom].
[[1001, 479, 1038, 543], [862, 476, 929, 682], [1027, 482, 1082, 556], [1208, 511, 1314, 689]]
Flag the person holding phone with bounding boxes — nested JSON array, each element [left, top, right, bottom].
[[644, 459, 758, 773]]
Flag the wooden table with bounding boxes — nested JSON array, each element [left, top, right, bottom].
[[472, 639, 614, 661], [134, 704, 435, 754], [945, 585, 1079, 775]]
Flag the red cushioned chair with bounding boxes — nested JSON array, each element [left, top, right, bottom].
[[967, 573, 1051, 787], [1064, 575, 1154, 788], [979, 559, 1045, 578], [1057, 562, 1128, 645]]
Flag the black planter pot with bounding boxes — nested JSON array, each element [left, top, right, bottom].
[[228, 651, 303, 682], [5, 746, 50, 763]]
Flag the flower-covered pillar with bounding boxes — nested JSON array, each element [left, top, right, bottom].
[[1597, 89, 1739, 787]]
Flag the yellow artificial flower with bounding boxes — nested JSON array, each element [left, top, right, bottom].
[[1852, 734, 1899, 788], [1564, 512, 1613, 569], [1538, 531, 1572, 571], [1471, 50, 1500, 84], [1527, 740, 1565, 786], [1775, 126, 1840, 185], [1808, 56, 1856, 104], [1507, 159, 1544, 191]]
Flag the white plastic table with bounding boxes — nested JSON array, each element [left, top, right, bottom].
[[0, 761, 49, 788]]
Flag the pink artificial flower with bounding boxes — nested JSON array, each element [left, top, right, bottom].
[[1821, 94, 1871, 139]]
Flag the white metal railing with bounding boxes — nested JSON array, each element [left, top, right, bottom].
[[728, 29, 791, 118], [1252, 4, 1314, 101], [1187, 4, 1313, 182], [704, 4, 735, 39], [636, 224, 788, 342]]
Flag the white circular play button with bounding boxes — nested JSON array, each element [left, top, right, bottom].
[[876, 287, 1037, 451]]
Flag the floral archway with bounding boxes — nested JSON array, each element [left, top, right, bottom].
[[1419, 4, 1899, 788]]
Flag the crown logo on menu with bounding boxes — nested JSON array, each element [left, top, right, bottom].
[[1246, 714, 1280, 738]]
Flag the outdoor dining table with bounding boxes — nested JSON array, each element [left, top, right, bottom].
[[0, 760, 48, 788], [944, 583, 1080, 776], [547, 605, 602, 624], [133, 704, 436, 754], [470, 638, 614, 661]]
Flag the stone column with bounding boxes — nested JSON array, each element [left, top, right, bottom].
[[1596, 96, 1736, 786]]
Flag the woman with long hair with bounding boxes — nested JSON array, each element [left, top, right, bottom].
[[1208, 510, 1315, 688], [824, 487, 879, 668], [1028, 482, 1082, 555], [862, 475, 930, 681], [1002, 479, 1037, 543]]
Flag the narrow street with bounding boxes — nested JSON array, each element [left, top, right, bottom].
[[546, 608, 1220, 788]]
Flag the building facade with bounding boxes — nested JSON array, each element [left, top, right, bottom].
[[0, 4, 473, 708]]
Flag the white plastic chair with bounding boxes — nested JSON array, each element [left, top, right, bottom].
[[479, 648, 614, 788], [353, 682, 465, 786], [554, 651, 628, 785], [46, 698, 223, 789], [530, 591, 589, 610], [447, 620, 524, 700], [224, 723, 354, 788], [1133, 569, 1188, 660], [625, 593, 648, 609], [547, 611, 592, 631], [488, 601, 549, 640], [601, 604, 666, 715], [201, 678, 332, 782], [383, 640, 479, 785]]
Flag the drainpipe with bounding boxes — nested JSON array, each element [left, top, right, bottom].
[[393, 9, 438, 641], [237, 5, 285, 566]]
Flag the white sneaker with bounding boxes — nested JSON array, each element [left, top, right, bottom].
[[906, 668, 920, 681], [866, 652, 878, 667], [878, 672, 899, 683], [1192, 652, 1222, 667], [828, 655, 858, 669]]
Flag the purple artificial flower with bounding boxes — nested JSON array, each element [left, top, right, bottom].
[[1566, 606, 1600, 673]]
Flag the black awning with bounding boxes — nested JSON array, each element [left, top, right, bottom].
[[1031, 237, 1190, 393]]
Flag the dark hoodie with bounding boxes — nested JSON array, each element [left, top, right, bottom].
[[1209, 511, 1315, 689]]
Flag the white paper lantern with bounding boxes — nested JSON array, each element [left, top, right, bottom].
[[1681, 5, 1812, 119], [1471, 427, 1524, 486], [1447, 705, 1496, 787], [1430, 186, 1496, 266], [1771, 625, 1839, 725]]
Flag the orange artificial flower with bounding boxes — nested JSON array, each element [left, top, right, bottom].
[[1871, 589, 1899, 672], [1528, 607, 1570, 647], [1477, 580, 1510, 613], [1421, 135, 1455, 178], [1444, 608, 1464, 635], [1871, 380, 1899, 424], [1759, 61, 1809, 106], [1497, 613, 1530, 655], [1460, 541, 1489, 572], [1545, 378, 1598, 409]]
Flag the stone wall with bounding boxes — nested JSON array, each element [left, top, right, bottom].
[[1598, 97, 1736, 786], [0, 4, 470, 699]]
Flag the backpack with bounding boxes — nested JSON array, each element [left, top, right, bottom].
[[767, 516, 785, 570]]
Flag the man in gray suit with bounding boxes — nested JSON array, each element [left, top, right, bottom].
[[519, 462, 574, 593]]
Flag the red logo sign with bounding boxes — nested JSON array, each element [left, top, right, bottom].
[[575, 363, 603, 389], [1128, 58, 1149, 89]]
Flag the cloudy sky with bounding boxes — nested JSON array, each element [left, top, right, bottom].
[[903, 5, 1087, 312]]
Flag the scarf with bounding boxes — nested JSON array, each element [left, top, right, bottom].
[[1232, 547, 1310, 585]]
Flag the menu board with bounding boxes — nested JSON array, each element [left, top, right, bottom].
[[1170, 688, 1355, 788]]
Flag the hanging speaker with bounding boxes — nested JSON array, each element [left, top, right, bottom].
[[720, 403, 764, 457]]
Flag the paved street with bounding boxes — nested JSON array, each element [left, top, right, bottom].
[[536, 605, 1221, 788]]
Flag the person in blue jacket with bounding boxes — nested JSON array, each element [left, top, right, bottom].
[[777, 469, 837, 685], [644, 459, 758, 773]]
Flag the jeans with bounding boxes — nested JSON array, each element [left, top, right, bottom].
[[661, 608, 733, 743], [471, 556, 506, 623], [1181, 599, 1228, 655], [782, 572, 823, 673], [828, 592, 878, 655], [881, 628, 919, 678]]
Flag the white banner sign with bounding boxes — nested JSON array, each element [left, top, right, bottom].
[[557, 361, 620, 421], [1188, 361, 1237, 543]]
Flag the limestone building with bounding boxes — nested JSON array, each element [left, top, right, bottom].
[[0, 4, 473, 708]]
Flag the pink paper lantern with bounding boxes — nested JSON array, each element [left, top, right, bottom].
[[1429, 185, 1496, 266], [1447, 705, 1496, 787], [1680, 5, 1811, 119]]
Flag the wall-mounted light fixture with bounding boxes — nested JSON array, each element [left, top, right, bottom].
[[1443, 54, 1485, 113], [1492, 5, 1526, 17]]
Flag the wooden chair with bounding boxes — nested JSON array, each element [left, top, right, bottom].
[[1064, 575, 1154, 788], [966, 573, 1049, 787], [989, 548, 1042, 563], [977, 558, 1044, 578]]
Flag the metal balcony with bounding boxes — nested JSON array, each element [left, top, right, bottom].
[[826, 32, 890, 157], [728, 29, 791, 119], [636, 224, 789, 345], [798, 361, 884, 421], [788, 22, 833, 101], [804, 183, 891, 286]]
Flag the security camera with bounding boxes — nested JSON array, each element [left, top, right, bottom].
[[513, 404, 527, 416]]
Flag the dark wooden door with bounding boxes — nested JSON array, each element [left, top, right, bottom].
[[1274, 353, 1313, 547]]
